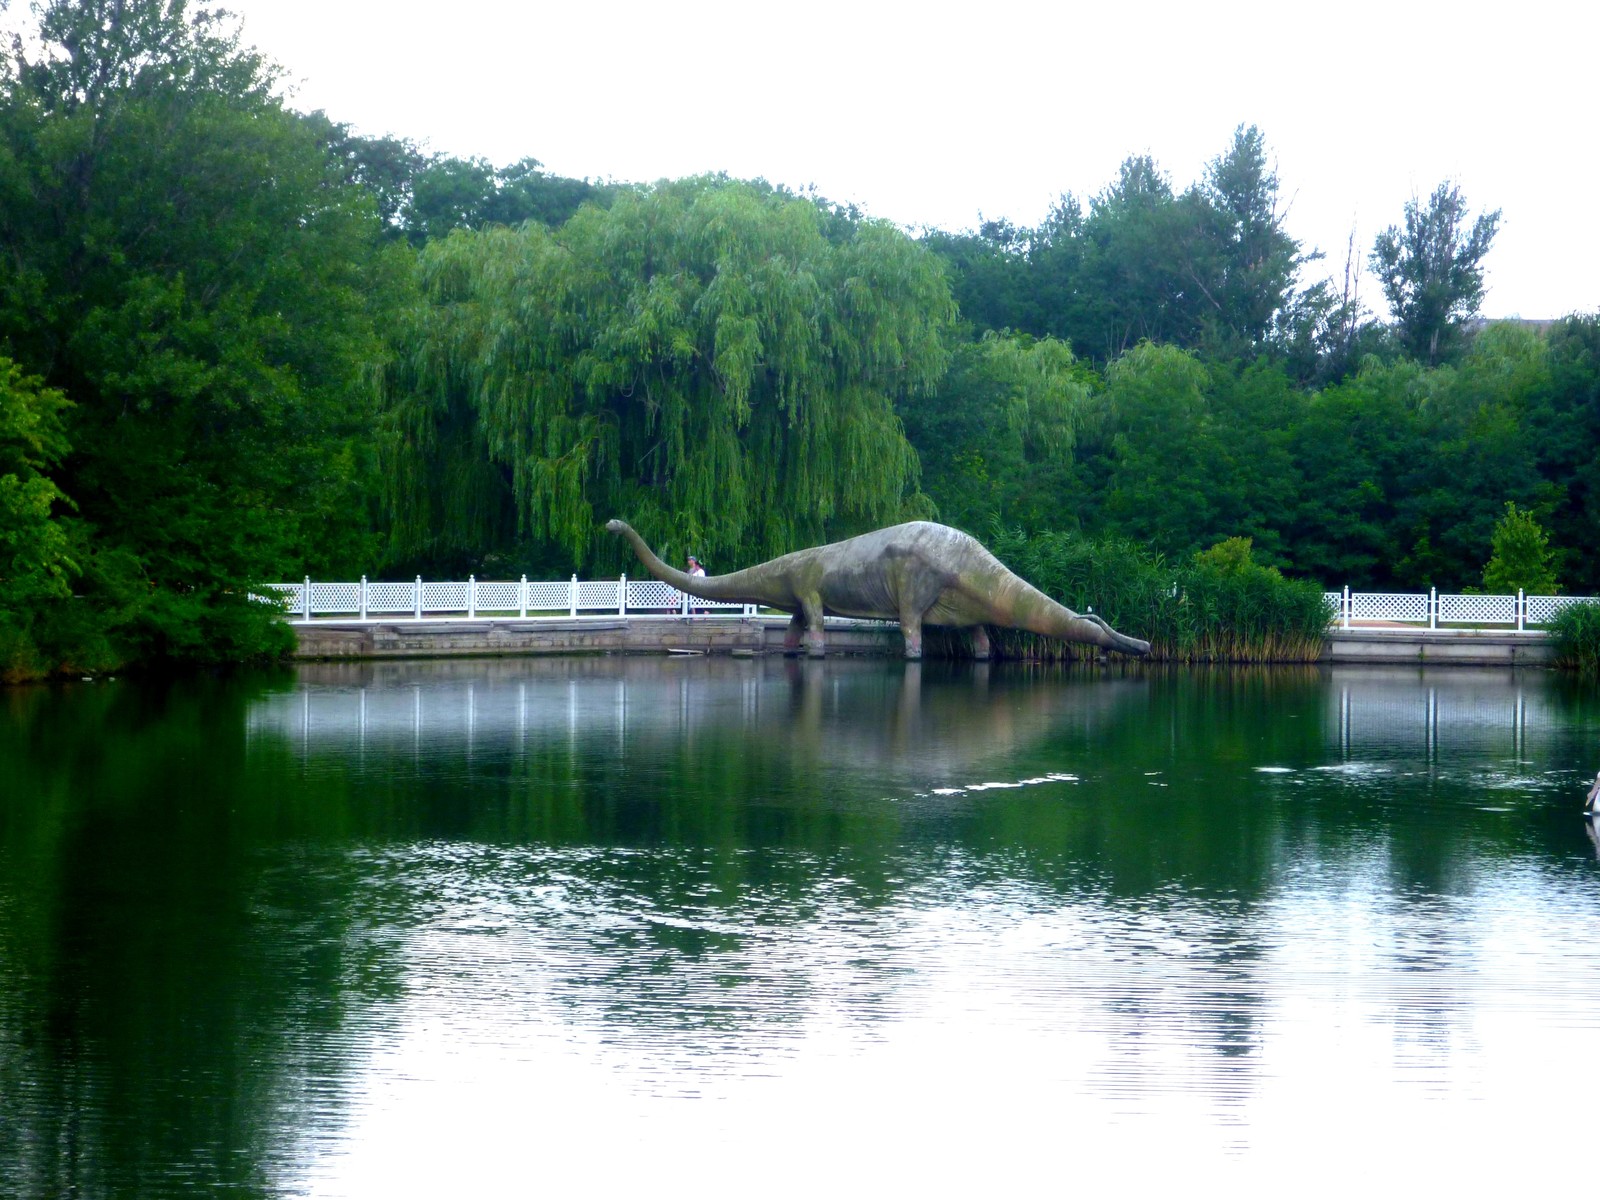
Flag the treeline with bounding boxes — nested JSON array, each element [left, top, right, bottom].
[[1, 1, 1596, 680]]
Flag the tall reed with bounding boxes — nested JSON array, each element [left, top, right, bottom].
[[1550, 599, 1600, 673]]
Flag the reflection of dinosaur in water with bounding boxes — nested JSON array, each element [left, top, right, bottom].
[[274, 656, 1145, 790], [606, 519, 1151, 661]]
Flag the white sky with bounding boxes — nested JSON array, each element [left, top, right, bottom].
[[115, 2, 1600, 319]]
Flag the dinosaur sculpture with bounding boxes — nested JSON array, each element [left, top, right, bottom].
[[605, 519, 1152, 660]]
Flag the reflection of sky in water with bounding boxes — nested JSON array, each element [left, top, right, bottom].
[[292, 839, 1599, 1196]]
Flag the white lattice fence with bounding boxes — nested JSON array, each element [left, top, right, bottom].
[[1328, 589, 1596, 630], [271, 577, 1596, 627]]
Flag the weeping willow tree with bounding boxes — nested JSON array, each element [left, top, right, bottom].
[[381, 177, 957, 572]]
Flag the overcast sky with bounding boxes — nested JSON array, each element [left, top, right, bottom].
[[206, 2, 1599, 319]]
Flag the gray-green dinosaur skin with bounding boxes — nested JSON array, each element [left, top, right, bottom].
[[606, 519, 1152, 660]]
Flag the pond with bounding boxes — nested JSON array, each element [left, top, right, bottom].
[[3, 657, 1599, 1196]]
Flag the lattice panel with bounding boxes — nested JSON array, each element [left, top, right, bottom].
[[1526, 596, 1572, 624], [1350, 592, 1429, 622], [1438, 594, 1516, 625], [365, 582, 415, 613], [475, 582, 521, 611], [267, 583, 303, 612], [420, 581, 469, 613], [575, 580, 623, 610], [628, 580, 683, 609], [309, 582, 361, 614], [525, 581, 572, 611]]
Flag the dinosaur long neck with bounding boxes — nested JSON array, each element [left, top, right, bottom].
[[610, 522, 776, 605], [1006, 575, 1147, 654]]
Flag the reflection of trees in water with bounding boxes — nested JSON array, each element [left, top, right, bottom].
[[0, 677, 397, 1200]]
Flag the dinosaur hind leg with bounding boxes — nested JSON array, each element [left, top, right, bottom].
[[799, 595, 826, 657]]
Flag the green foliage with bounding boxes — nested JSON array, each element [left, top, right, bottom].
[[1482, 501, 1559, 594], [1550, 599, 1600, 673], [1371, 182, 1500, 366], [383, 176, 956, 572]]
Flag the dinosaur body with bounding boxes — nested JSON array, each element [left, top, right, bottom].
[[605, 519, 1151, 660]]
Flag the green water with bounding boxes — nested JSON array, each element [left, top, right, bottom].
[[3, 657, 1600, 1197]]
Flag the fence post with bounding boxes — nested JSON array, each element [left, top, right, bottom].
[[1342, 585, 1350, 630], [619, 574, 627, 616], [361, 576, 368, 620], [469, 575, 477, 619], [414, 576, 422, 619], [520, 575, 528, 619], [304, 576, 312, 620], [1517, 588, 1525, 632], [1429, 586, 1436, 630], [570, 574, 578, 618]]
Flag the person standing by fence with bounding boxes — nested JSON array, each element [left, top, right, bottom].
[[688, 556, 706, 614]]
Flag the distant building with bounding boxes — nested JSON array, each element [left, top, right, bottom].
[[1464, 317, 1558, 336]]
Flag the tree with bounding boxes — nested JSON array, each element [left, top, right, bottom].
[[382, 177, 956, 572], [1371, 182, 1500, 365], [0, 358, 80, 677], [1194, 124, 1308, 354], [0, 0, 399, 668], [1482, 501, 1559, 595], [1089, 342, 1219, 553], [901, 331, 1091, 533]]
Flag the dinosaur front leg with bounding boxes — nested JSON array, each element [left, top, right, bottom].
[[782, 611, 805, 656], [898, 605, 925, 660], [970, 624, 991, 661]]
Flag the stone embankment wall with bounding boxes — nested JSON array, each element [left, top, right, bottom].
[[293, 617, 898, 659], [292, 619, 1556, 667]]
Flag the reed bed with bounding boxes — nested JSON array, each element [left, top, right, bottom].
[[945, 527, 1334, 664], [1549, 599, 1600, 673]]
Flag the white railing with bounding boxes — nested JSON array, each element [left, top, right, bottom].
[[1323, 587, 1596, 632], [264, 576, 759, 622], [263, 577, 1596, 630]]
